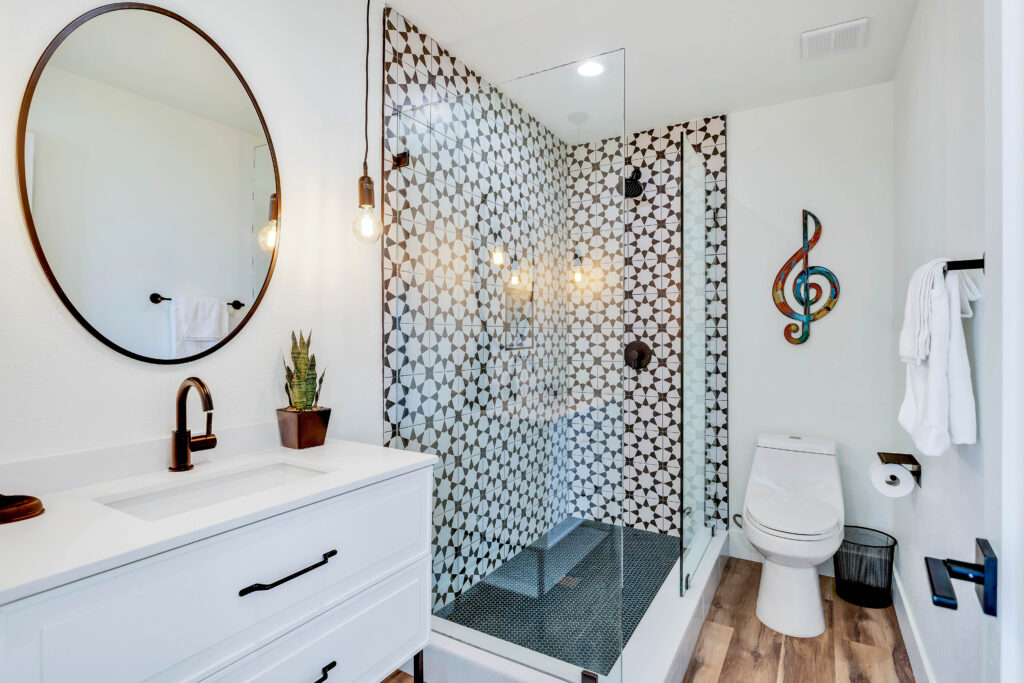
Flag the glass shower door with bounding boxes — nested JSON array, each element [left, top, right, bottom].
[[680, 127, 713, 592]]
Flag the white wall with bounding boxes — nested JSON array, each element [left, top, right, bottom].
[[29, 67, 264, 359], [892, 0, 1002, 680], [728, 83, 897, 533], [0, 0, 384, 462], [993, 0, 1024, 678]]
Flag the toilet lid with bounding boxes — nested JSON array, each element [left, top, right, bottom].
[[746, 494, 840, 536]]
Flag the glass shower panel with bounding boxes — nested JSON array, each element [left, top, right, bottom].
[[680, 131, 712, 591], [384, 51, 625, 681]]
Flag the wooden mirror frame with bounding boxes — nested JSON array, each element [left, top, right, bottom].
[[16, 3, 281, 365]]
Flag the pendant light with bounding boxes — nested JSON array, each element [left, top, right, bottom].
[[352, 0, 383, 243], [572, 250, 584, 283], [258, 193, 279, 254]]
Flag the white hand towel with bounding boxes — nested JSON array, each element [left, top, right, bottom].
[[898, 258, 947, 364], [171, 296, 228, 356], [898, 270, 951, 455], [947, 271, 980, 445]]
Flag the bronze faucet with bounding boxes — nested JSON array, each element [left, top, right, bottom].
[[171, 377, 217, 472]]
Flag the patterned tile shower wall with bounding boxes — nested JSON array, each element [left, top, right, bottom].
[[381, 8, 625, 613], [562, 137, 626, 527]]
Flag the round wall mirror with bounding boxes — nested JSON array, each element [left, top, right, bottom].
[[17, 4, 280, 364]]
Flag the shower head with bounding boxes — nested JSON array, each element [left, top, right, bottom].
[[623, 169, 644, 198]]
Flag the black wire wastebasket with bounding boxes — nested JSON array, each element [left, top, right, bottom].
[[833, 526, 897, 608]]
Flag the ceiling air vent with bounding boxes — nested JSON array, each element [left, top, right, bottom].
[[801, 17, 869, 60]]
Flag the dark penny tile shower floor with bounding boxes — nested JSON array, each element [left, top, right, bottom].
[[437, 521, 680, 675]]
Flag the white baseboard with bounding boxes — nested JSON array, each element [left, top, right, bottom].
[[726, 527, 760, 562], [892, 569, 936, 683]]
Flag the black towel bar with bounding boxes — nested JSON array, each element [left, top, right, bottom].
[[150, 293, 245, 310]]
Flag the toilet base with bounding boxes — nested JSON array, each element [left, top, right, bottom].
[[755, 560, 825, 638]]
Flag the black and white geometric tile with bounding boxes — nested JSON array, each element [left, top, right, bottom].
[[381, 7, 728, 613]]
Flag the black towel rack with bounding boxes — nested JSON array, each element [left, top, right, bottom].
[[150, 293, 245, 310], [944, 256, 985, 273]]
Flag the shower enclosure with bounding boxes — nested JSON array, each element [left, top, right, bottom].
[[383, 10, 713, 679]]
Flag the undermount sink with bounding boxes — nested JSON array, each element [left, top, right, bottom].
[[96, 462, 329, 521]]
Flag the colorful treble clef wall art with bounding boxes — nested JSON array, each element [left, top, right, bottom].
[[771, 210, 840, 344]]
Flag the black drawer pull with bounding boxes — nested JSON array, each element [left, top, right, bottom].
[[238, 549, 338, 597], [314, 661, 337, 682]]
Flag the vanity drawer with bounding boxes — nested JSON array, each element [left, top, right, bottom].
[[0, 468, 431, 683], [206, 558, 430, 682]]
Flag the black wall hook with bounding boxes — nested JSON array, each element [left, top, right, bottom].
[[943, 255, 985, 273]]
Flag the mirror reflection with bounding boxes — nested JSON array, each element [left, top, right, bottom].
[[21, 8, 278, 362]]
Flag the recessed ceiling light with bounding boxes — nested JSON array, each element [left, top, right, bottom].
[[577, 61, 604, 77]]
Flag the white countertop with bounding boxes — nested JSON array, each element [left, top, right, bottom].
[[0, 439, 435, 606]]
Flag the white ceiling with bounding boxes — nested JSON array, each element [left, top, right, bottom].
[[50, 10, 265, 136], [387, 0, 919, 135], [499, 50, 625, 144]]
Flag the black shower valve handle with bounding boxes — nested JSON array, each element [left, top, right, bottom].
[[624, 340, 652, 370]]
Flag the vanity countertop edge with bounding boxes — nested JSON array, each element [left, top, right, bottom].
[[0, 438, 436, 606]]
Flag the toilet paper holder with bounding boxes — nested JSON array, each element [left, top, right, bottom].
[[877, 452, 921, 486]]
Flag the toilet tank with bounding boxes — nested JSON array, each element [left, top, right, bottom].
[[757, 434, 836, 456], [750, 434, 843, 511]]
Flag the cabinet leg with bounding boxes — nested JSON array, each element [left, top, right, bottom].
[[414, 650, 424, 683]]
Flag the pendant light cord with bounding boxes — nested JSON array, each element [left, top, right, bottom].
[[362, 0, 370, 175]]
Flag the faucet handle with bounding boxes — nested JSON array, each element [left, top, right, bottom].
[[190, 433, 217, 452], [190, 411, 217, 452]]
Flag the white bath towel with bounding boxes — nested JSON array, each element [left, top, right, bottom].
[[898, 258, 947, 364], [171, 296, 228, 356], [898, 269, 951, 455], [898, 264, 982, 455], [947, 271, 980, 445]]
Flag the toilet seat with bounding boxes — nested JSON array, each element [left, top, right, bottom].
[[745, 493, 840, 540]]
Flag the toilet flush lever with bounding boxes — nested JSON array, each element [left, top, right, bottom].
[[925, 538, 997, 616]]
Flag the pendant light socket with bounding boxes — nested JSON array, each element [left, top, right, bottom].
[[258, 192, 280, 254], [268, 192, 279, 221], [358, 164, 375, 209]]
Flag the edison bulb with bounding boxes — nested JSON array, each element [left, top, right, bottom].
[[492, 248, 505, 266], [573, 269, 583, 283], [510, 272, 520, 286], [352, 207, 383, 243], [258, 219, 278, 254]]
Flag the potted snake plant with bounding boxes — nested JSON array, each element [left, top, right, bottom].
[[277, 330, 330, 449]]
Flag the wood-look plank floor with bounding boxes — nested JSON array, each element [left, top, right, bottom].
[[382, 672, 412, 683], [683, 558, 914, 683]]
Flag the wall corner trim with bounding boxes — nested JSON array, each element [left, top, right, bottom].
[[892, 569, 937, 683]]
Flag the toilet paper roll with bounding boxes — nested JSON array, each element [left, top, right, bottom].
[[870, 462, 915, 498]]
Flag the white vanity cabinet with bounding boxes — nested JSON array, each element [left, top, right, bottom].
[[0, 465, 432, 683]]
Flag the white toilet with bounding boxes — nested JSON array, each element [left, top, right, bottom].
[[742, 434, 844, 638]]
